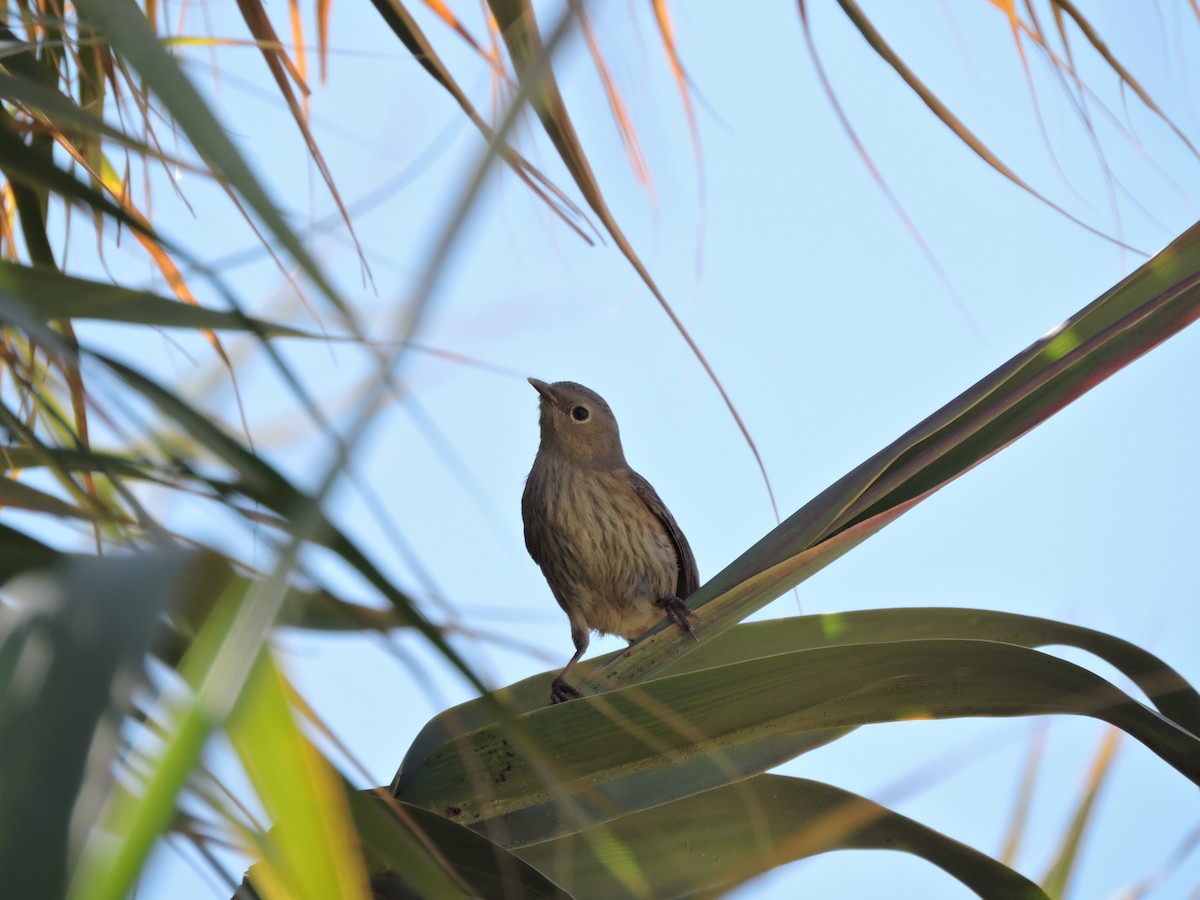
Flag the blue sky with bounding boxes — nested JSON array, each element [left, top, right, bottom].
[[63, 1, 1200, 896]]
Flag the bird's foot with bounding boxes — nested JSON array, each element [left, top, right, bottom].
[[550, 675, 583, 704], [657, 594, 699, 641]]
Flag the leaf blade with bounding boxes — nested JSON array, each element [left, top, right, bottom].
[[518, 774, 1048, 899]]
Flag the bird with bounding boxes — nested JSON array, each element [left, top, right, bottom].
[[521, 378, 699, 704]]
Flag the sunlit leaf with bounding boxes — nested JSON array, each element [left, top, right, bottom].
[[408, 608, 1200, 747], [396, 639, 1200, 847], [230, 651, 371, 900]]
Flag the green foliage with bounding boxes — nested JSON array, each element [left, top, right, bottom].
[[0, 2, 1197, 899]]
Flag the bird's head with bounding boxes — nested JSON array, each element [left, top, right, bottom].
[[528, 378, 627, 469]]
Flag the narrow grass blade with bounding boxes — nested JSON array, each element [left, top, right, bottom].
[[0, 70, 167, 161], [0, 261, 314, 335], [0, 117, 159, 242], [0, 474, 107, 521], [1040, 728, 1121, 898], [93, 353, 485, 695]]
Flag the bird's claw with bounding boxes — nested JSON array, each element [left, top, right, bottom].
[[551, 675, 583, 704], [658, 594, 699, 641]]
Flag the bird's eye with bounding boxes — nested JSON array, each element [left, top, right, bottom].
[[571, 405, 590, 422]]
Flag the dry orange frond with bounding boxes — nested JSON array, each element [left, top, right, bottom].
[[0, 184, 17, 259], [580, 9, 654, 200], [234, 0, 372, 286], [650, 0, 702, 172], [288, 0, 310, 115], [422, 0, 495, 69], [318, 0, 331, 82]]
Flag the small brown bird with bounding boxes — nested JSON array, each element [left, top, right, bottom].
[[522, 378, 699, 704]]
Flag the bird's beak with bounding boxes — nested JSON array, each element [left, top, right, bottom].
[[528, 377, 556, 402]]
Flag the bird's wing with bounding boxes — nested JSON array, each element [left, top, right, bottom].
[[630, 471, 700, 599], [521, 480, 545, 566]]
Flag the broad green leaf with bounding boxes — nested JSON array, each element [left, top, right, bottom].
[[0, 262, 314, 335], [655, 610, 1200, 732], [229, 651, 370, 900], [518, 774, 1048, 899], [393, 633, 846, 803], [398, 608, 1200, 784], [396, 639, 1200, 847], [343, 791, 571, 899], [0, 550, 222, 899]]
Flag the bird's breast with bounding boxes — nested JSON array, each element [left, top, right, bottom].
[[524, 462, 677, 639]]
